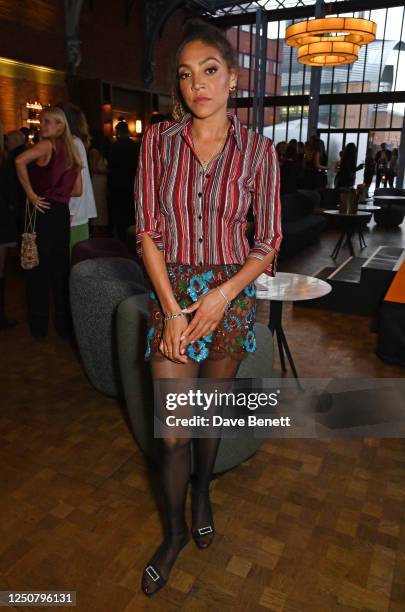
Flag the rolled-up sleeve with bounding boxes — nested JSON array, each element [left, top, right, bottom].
[[134, 124, 164, 259], [247, 139, 282, 276]]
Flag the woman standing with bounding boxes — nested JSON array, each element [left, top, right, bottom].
[[57, 102, 97, 251], [363, 148, 375, 198], [302, 137, 328, 189], [335, 142, 363, 190], [388, 148, 399, 188], [16, 107, 82, 339], [135, 20, 282, 596]]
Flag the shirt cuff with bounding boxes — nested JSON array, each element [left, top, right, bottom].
[[247, 239, 281, 277], [136, 230, 164, 259]]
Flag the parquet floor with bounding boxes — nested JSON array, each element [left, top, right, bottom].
[[1, 222, 404, 612]]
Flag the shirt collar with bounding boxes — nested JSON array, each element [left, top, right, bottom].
[[161, 111, 243, 153]]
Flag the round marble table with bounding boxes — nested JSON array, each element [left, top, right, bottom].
[[255, 272, 332, 382], [373, 195, 405, 202], [357, 204, 381, 211]]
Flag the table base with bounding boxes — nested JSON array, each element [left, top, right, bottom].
[[268, 301, 302, 390], [331, 227, 366, 259]]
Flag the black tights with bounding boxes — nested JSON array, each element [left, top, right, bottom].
[[142, 355, 241, 593]]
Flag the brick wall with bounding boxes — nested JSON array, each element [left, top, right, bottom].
[[0, 0, 186, 130], [0, 68, 67, 132], [78, 1, 185, 93], [0, 0, 65, 70]]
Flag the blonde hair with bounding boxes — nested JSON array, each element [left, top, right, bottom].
[[40, 106, 81, 169]]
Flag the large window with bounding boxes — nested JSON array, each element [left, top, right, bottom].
[[222, 1, 405, 164]]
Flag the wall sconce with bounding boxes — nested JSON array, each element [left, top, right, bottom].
[[135, 119, 142, 134]]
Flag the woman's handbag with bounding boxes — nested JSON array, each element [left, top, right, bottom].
[[20, 200, 39, 270]]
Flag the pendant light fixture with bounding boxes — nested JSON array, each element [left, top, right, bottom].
[[286, 17, 377, 66]]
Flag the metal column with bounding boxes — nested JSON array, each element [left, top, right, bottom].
[[252, 8, 268, 134], [306, 0, 324, 141]]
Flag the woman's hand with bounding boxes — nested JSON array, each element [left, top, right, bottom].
[[179, 288, 228, 352], [28, 191, 50, 213], [160, 314, 189, 364]]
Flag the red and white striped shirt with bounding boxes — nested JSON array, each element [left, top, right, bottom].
[[134, 112, 282, 276]]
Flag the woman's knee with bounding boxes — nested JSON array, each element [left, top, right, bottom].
[[163, 437, 191, 450]]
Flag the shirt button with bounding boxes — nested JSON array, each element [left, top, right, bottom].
[[198, 214, 202, 220], [199, 237, 203, 242], [205, 174, 210, 179], [198, 192, 202, 197], [199, 261, 203, 265]]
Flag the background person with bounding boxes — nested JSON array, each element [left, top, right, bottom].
[[388, 148, 399, 188], [57, 102, 97, 251], [0, 122, 19, 328], [375, 142, 391, 188], [15, 107, 82, 339], [363, 148, 375, 198], [335, 142, 363, 190], [108, 118, 140, 242]]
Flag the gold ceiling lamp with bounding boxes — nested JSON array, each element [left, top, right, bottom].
[[286, 17, 377, 66]]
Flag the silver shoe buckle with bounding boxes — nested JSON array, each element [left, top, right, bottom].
[[145, 565, 160, 582], [198, 525, 213, 535]]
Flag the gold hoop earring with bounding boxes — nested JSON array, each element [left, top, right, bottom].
[[229, 84, 237, 97], [172, 92, 185, 121]]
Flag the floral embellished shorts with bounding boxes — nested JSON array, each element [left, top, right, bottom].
[[144, 263, 257, 363]]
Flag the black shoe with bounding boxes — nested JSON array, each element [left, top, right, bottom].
[[141, 530, 190, 597], [191, 489, 215, 549]]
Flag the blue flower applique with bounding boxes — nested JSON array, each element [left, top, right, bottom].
[[187, 275, 209, 302], [187, 340, 209, 362], [202, 333, 213, 343], [244, 283, 256, 297], [202, 270, 214, 282], [144, 326, 156, 359], [149, 290, 157, 301], [224, 315, 242, 332], [244, 330, 256, 353]]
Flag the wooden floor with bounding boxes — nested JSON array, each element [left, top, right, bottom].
[[1, 219, 405, 611]]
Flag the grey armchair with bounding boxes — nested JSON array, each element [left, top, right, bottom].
[[70, 257, 146, 397]]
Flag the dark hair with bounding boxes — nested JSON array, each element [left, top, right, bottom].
[[173, 18, 238, 115], [285, 143, 297, 161], [57, 101, 91, 148], [341, 142, 357, 169], [115, 119, 130, 136]]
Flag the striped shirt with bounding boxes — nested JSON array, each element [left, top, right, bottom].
[[134, 111, 282, 276]]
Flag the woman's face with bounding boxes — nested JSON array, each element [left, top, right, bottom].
[[40, 114, 64, 139], [177, 40, 237, 120]]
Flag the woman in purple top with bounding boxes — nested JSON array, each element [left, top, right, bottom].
[[16, 106, 82, 339]]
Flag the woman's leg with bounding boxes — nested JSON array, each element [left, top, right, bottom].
[[191, 355, 242, 546], [26, 208, 52, 337], [142, 355, 199, 595], [50, 204, 71, 337]]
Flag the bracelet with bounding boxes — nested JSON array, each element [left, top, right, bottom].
[[217, 286, 232, 313], [164, 312, 186, 321]]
